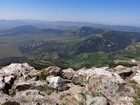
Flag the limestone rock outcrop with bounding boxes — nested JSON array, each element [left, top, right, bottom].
[[0, 63, 139, 105]]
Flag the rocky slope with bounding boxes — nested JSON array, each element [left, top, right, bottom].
[[0, 63, 140, 105]]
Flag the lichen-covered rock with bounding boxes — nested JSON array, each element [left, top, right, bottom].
[[111, 65, 133, 79], [131, 72, 140, 84], [0, 69, 6, 77], [114, 96, 134, 105], [71, 67, 109, 86], [72, 74, 86, 86], [86, 95, 107, 105], [0, 91, 11, 104], [130, 65, 140, 84], [85, 68, 132, 103], [13, 90, 58, 105], [0, 63, 138, 105], [1, 63, 35, 77], [111, 65, 131, 74], [131, 64, 140, 72], [73, 67, 124, 86], [43, 66, 62, 76], [77, 67, 108, 76], [74, 93, 86, 104], [62, 68, 75, 80], [88, 75, 119, 102], [37, 66, 62, 80], [89, 68, 125, 84]]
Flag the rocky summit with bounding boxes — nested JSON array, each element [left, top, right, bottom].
[[0, 63, 140, 105]]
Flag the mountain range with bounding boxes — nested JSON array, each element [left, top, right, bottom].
[[0, 21, 140, 69], [0, 19, 140, 33]]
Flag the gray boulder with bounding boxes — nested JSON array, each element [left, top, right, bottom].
[[0, 91, 11, 104], [1, 63, 35, 77], [62, 68, 75, 80], [72, 74, 86, 86], [86, 96, 107, 105], [46, 76, 69, 91], [85, 68, 134, 103], [43, 66, 62, 76], [13, 89, 58, 105], [131, 72, 140, 84], [114, 96, 134, 105]]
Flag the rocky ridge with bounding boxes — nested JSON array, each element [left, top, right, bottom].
[[0, 63, 140, 105]]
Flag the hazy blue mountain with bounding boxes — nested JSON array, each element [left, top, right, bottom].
[[0, 25, 70, 36], [0, 19, 140, 33], [0, 20, 31, 29], [0, 25, 40, 35]]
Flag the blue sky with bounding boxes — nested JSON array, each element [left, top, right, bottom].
[[0, 0, 140, 26]]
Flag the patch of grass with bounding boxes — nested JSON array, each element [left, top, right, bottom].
[[135, 86, 140, 98], [0, 44, 22, 59], [59, 93, 72, 100], [134, 99, 140, 105], [127, 80, 140, 105], [80, 92, 86, 100], [115, 42, 140, 60], [37, 69, 49, 80], [115, 62, 137, 67], [60, 104, 67, 105], [28, 52, 115, 70], [66, 52, 114, 69], [32, 86, 55, 95], [78, 102, 85, 105], [59, 94, 65, 100]]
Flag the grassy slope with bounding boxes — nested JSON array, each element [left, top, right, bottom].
[[65, 52, 113, 69], [0, 34, 79, 59], [115, 42, 140, 60]]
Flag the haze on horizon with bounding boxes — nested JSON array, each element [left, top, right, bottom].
[[0, 0, 140, 27]]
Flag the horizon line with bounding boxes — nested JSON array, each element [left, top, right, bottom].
[[0, 18, 140, 28]]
